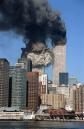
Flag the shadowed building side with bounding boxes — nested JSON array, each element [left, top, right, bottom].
[[9, 65, 27, 109], [0, 58, 9, 107]]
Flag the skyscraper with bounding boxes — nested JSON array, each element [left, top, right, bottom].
[[59, 72, 68, 86], [39, 74, 48, 94], [9, 65, 27, 109], [0, 58, 9, 107], [53, 44, 66, 85], [26, 72, 39, 111], [73, 85, 84, 112], [18, 58, 32, 72]]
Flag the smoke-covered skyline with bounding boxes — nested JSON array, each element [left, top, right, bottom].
[[0, 0, 66, 51], [0, 0, 84, 82]]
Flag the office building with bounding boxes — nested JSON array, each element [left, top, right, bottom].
[[38, 82, 46, 96], [9, 65, 27, 109], [56, 86, 70, 105], [0, 58, 9, 107], [68, 85, 76, 110], [26, 72, 39, 111], [73, 84, 84, 113], [59, 72, 68, 86], [18, 58, 32, 72], [48, 86, 57, 94], [41, 93, 65, 109], [69, 76, 78, 86], [39, 74, 48, 94], [32, 66, 44, 76]]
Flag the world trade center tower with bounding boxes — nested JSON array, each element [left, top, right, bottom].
[[52, 43, 66, 85]]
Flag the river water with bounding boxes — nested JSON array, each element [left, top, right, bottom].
[[0, 121, 84, 129]]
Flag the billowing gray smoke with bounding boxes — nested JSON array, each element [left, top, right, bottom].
[[0, 0, 66, 66]]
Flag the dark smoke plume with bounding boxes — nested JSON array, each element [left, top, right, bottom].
[[0, 0, 66, 53]]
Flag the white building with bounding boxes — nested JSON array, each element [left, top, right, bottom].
[[39, 74, 48, 94]]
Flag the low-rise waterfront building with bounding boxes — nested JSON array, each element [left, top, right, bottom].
[[0, 111, 24, 120], [41, 93, 65, 109]]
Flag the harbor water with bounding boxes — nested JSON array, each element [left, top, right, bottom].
[[0, 121, 84, 129]]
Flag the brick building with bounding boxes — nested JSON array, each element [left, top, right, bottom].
[[26, 72, 39, 111]]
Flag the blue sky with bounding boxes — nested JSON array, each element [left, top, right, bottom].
[[48, 0, 84, 82], [0, 0, 84, 82]]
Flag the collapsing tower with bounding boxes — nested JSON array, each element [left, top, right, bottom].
[[53, 44, 66, 85]]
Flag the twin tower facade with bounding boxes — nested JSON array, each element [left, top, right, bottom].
[[53, 44, 66, 85]]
